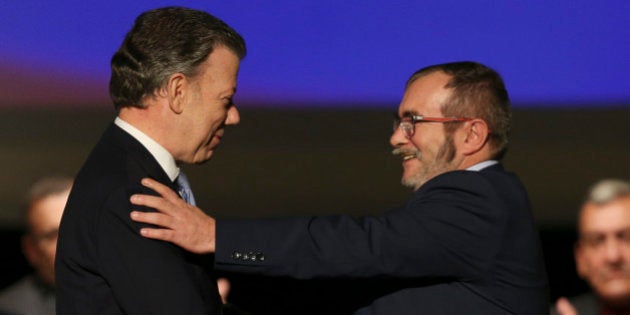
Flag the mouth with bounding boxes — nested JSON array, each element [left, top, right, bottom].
[[602, 270, 630, 280], [392, 148, 420, 162], [214, 130, 225, 140], [402, 154, 416, 161], [205, 133, 223, 148], [597, 266, 630, 283]]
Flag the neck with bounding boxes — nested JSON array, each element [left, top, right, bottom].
[[118, 105, 176, 157], [456, 152, 495, 170]]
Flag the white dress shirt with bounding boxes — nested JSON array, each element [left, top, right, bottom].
[[114, 117, 180, 181]]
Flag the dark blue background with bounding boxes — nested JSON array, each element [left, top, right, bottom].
[[1, 0, 628, 108]]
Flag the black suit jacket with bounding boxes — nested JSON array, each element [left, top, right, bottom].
[[215, 164, 548, 314], [56, 124, 221, 314]]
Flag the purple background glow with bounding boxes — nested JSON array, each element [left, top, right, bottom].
[[1, 0, 628, 108]]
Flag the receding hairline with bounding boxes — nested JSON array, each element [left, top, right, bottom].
[[23, 177, 73, 224], [406, 68, 449, 89], [577, 179, 630, 230], [583, 179, 630, 205]]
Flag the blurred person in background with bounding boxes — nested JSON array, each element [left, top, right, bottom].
[[0, 176, 72, 315], [554, 179, 630, 315]]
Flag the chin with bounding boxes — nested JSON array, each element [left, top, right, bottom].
[[597, 284, 630, 303], [193, 151, 215, 165], [401, 175, 423, 190], [193, 157, 212, 165]]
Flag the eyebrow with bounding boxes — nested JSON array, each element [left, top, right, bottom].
[[399, 110, 420, 118], [580, 226, 630, 235], [220, 86, 237, 98]]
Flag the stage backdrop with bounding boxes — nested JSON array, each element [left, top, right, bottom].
[[1, 1, 629, 303], [1, 0, 628, 109]]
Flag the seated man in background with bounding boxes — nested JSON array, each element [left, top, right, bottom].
[[554, 179, 630, 315], [0, 176, 72, 315]]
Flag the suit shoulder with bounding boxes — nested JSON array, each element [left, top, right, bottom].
[[74, 124, 156, 190], [419, 169, 495, 194], [420, 166, 523, 194], [413, 167, 530, 215]]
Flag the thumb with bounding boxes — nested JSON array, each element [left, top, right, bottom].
[[555, 297, 578, 315]]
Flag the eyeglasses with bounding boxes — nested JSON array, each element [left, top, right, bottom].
[[393, 114, 472, 138]]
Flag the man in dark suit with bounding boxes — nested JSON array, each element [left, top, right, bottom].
[[55, 7, 246, 314], [129, 61, 549, 314]]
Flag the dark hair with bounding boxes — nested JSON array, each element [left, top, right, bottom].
[[406, 61, 511, 160], [109, 7, 246, 110]]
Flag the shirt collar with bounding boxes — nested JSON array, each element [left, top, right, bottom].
[[114, 117, 179, 181], [466, 160, 498, 171]]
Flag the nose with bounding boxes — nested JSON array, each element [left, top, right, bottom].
[[603, 238, 623, 264], [226, 106, 240, 125], [390, 124, 409, 148]]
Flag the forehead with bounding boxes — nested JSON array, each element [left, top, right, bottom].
[[579, 197, 630, 233], [28, 192, 68, 230], [398, 71, 452, 116]]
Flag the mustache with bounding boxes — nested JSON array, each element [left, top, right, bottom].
[[595, 263, 630, 281], [392, 147, 421, 158]]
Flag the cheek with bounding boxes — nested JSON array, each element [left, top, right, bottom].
[[191, 120, 214, 140], [42, 242, 58, 262], [576, 250, 593, 277], [411, 132, 438, 152], [204, 124, 220, 141]]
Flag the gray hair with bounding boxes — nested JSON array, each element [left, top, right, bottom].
[[26, 176, 73, 204], [21, 176, 73, 231], [584, 179, 630, 205]]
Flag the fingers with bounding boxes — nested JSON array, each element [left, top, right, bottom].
[[129, 177, 217, 254], [130, 211, 172, 228], [140, 177, 181, 200], [139, 227, 176, 242], [129, 211, 176, 242], [555, 297, 578, 315], [217, 278, 231, 304], [130, 194, 182, 215]]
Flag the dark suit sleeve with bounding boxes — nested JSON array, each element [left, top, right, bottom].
[[96, 186, 218, 314], [215, 171, 506, 280]]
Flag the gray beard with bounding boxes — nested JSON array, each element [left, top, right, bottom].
[[403, 136, 457, 191]]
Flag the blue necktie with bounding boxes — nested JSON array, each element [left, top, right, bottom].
[[175, 172, 197, 206]]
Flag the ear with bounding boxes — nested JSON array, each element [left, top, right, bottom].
[[165, 73, 189, 114], [458, 119, 489, 155], [574, 243, 588, 279], [21, 235, 38, 266]]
